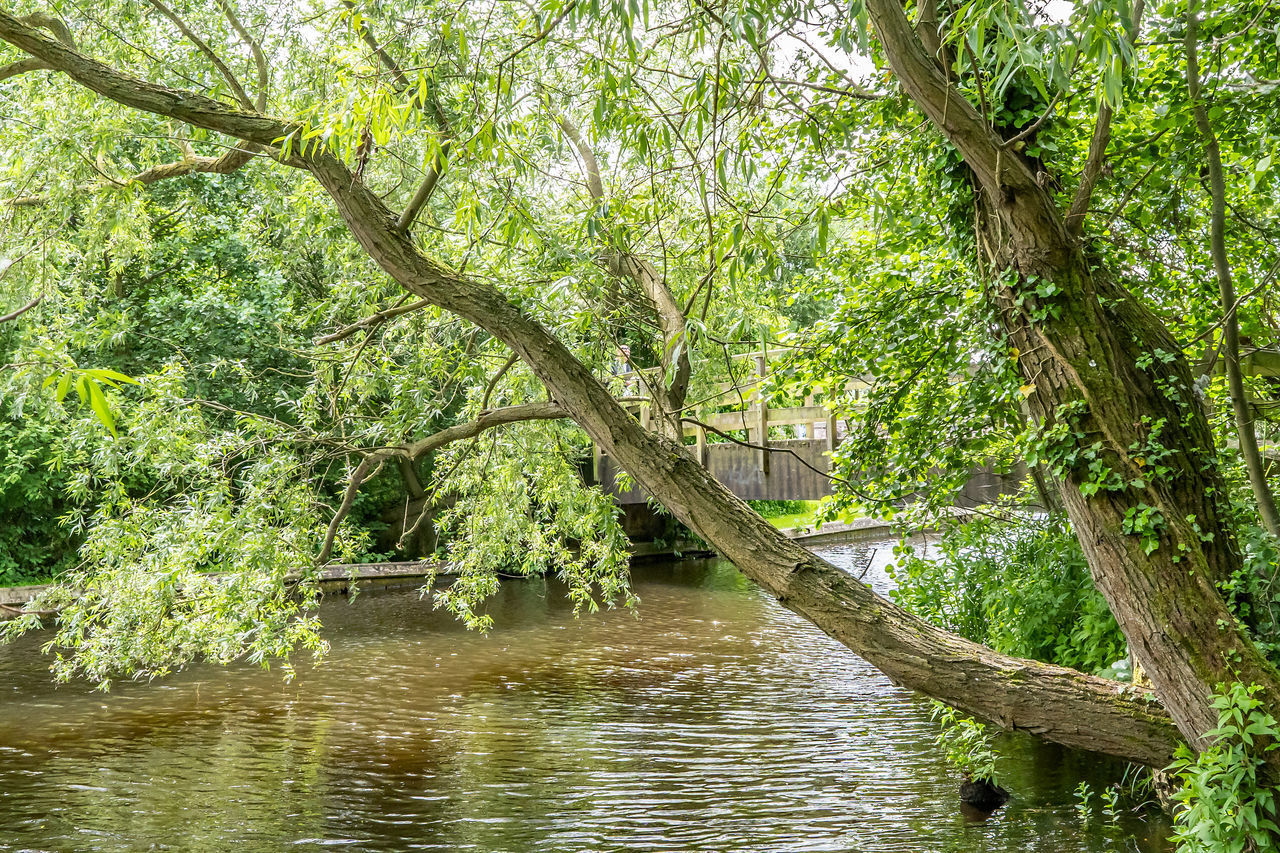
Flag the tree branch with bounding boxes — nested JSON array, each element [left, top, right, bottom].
[[395, 140, 450, 231], [1065, 0, 1146, 237], [9, 143, 258, 207], [557, 113, 691, 426], [0, 293, 43, 323], [316, 296, 430, 345], [341, 0, 409, 88], [317, 402, 567, 563], [403, 402, 566, 460], [1186, 0, 1280, 536], [1064, 103, 1114, 236], [0, 13, 74, 81], [0, 55, 47, 80], [145, 0, 255, 111], [318, 456, 383, 565], [214, 0, 269, 111], [862, 0, 1057, 239]]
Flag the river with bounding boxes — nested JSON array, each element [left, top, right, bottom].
[[0, 542, 1170, 851]]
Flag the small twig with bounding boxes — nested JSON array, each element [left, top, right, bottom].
[[1103, 158, 1161, 230], [316, 296, 429, 345], [1000, 90, 1063, 149], [481, 352, 519, 410], [497, 0, 579, 67], [1191, 260, 1280, 344], [680, 416, 847, 485], [0, 293, 43, 323]]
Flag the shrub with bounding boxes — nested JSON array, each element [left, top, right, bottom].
[[889, 512, 1126, 674]]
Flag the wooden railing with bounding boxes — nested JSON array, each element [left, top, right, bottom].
[[609, 345, 870, 475], [606, 345, 1280, 475]]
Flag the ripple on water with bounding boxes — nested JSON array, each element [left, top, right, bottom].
[[0, 544, 1169, 852]]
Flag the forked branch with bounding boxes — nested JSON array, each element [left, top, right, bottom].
[[317, 402, 567, 563]]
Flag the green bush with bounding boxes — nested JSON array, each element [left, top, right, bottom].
[[0, 406, 81, 586], [1169, 682, 1280, 853], [889, 512, 1126, 674], [932, 701, 999, 784], [747, 499, 809, 518]]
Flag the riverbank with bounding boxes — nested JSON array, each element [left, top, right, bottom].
[[0, 518, 904, 615]]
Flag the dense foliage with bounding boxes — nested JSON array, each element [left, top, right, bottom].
[[1170, 683, 1280, 851], [891, 512, 1127, 674]]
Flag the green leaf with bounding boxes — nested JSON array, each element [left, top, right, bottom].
[[86, 379, 117, 438], [85, 368, 141, 387]]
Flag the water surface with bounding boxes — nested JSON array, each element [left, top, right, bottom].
[[0, 544, 1169, 851]]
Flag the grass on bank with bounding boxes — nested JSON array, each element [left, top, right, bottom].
[[748, 500, 846, 531]]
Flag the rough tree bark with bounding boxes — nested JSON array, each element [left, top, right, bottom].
[[862, 0, 1280, 758], [0, 9, 1213, 769]]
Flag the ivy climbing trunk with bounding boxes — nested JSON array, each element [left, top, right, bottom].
[[862, 0, 1280, 761], [990, 237, 1280, 750]]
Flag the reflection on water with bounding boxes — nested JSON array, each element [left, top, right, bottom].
[[0, 544, 1169, 852]]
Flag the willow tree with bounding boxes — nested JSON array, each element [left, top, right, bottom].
[[1, 0, 1278, 778]]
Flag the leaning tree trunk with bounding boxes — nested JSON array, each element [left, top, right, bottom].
[[861, 0, 1280, 762]]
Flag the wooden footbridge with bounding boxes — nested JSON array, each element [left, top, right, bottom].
[[595, 349, 851, 504], [593, 345, 1280, 507]]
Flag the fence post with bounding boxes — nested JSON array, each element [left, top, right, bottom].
[[756, 344, 770, 474]]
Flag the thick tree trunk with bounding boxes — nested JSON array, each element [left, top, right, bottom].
[[860, 0, 1280, 763], [0, 11, 1186, 768], [992, 249, 1280, 746]]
